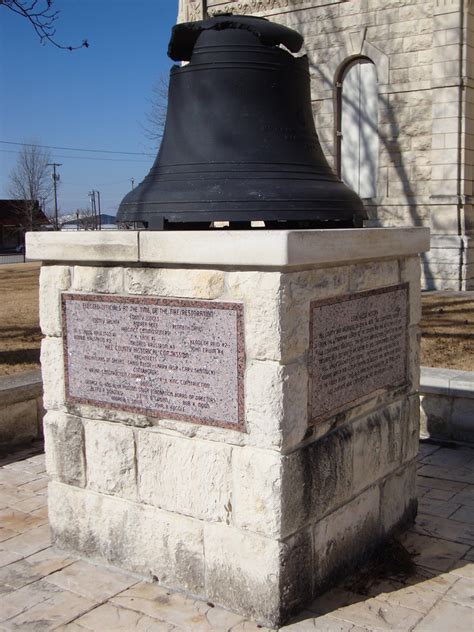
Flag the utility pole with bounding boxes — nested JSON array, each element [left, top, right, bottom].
[[88, 190, 97, 230], [130, 177, 135, 190], [96, 190, 102, 230], [47, 163, 62, 229]]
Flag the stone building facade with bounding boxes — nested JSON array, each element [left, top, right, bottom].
[[178, 0, 474, 290]]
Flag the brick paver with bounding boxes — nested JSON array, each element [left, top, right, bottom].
[[0, 441, 472, 631]]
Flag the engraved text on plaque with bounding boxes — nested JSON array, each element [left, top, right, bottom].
[[310, 284, 408, 422], [62, 294, 245, 430]]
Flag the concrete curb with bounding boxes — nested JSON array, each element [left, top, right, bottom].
[[420, 366, 474, 444], [0, 370, 44, 452]]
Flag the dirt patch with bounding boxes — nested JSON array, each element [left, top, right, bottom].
[[420, 292, 474, 371], [0, 263, 41, 376], [0, 265, 472, 375]]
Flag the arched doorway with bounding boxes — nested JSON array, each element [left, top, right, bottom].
[[336, 58, 379, 199]]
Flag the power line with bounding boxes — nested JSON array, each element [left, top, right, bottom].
[[61, 179, 131, 187], [0, 140, 155, 157], [0, 148, 150, 163]]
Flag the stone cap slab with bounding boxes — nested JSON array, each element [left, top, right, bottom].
[[27, 228, 429, 268], [430, 235, 472, 248], [26, 231, 139, 262], [420, 366, 474, 400], [0, 369, 43, 407]]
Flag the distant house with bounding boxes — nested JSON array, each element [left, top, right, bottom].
[[0, 200, 50, 251]]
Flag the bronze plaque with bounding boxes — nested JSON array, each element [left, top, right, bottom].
[[62, 293, 245, 430], [310, 284, 409, 423]]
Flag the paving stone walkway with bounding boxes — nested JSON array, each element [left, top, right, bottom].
[[0, 441, 473, 631]]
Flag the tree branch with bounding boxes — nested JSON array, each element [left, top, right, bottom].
[[1, 0, 89, 50]]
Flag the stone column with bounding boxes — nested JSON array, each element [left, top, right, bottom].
[[27, 227, 430, 628], [430, 0, 474, 290]]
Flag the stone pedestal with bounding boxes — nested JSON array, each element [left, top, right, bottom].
[[27, 227, 430, 628]]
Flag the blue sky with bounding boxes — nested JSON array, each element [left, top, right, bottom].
[[0, 0, 178, 214]]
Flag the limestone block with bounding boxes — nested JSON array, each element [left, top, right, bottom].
[[421, 275, 458, 291], [224, 271, 282, 361], [138, 229, 429, 268], [421, 260, 465, 279], [125, 267, 224, 299], [72, 266, 124, 294], [433, 85, 459, 104], [433, 0, 459, 16], [84, 420, 136, 500], [432, 164, 458, 182], [431, 147, 459, 166], [67, 401, 152, 428], [380, 462, 417, 536], [48, 481, 205, 594], [408, 325, 421, 391], [430, 206, 459, 235], [313, 485, 381, 591], [390, 19, 419, 37], [352, 400, 403, 496], [399, 257, 421, 325], [400, 4, 431, 19], [432, 117, 459, 135], [432, 60, 459, 80], [417, 49, 433, 65], [431, 179, 459, 198], [390, 52, 419, 70], [412, 135, 433, 151], [433, 44, 460, 64], [40, 337, 65, 410], [156, 417, 246, 447], [141, 504, 204, 595], [26, 231, 139, 262], [232, 447, 282, 538], [349, 260, 399, 292], [39, 265, 71, 336], [245, 360, 308, 452], [43, 411, 86, 487], [137, 431, 232, 522], [280, 266, 349, 361], [0, 399, 38, 449], [204, 523, 312, 627], [391, 68, 409, 83], [403, 33, 432, 52], [283, 425, 354, 535]]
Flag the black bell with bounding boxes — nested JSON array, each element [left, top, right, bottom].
[[117, 15, 366, 229]]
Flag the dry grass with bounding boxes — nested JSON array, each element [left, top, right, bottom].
[[0, 263, 41, 376], [0, 264, 472, 376], [420, 292, 474, 371]]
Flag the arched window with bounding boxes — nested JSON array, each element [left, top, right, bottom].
[[336, 58, 379, 199]]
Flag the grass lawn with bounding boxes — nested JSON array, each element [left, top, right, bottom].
[[420, 292, 474, 371], [0, 263, 472, 375], [0, 262, 41, 376]]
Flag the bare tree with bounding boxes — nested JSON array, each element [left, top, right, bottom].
[[67, 207, 98, 230], [1, 0, 88, 50], [78, 207, 98, 230], [8, 142, 53, 231], [144, 74, 169, 147]]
